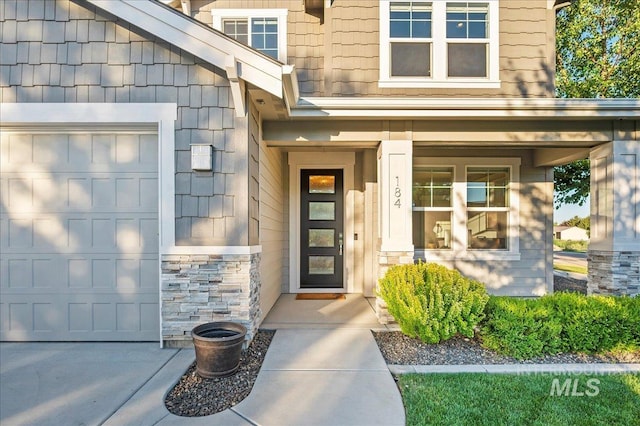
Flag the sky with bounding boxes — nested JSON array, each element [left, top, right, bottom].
[[554, 196, 590, 224]]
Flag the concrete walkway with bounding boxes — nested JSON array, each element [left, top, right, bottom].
[[3, 337, 640, 426], [2, 293, 637, 425], [0, 328, 405, 426], [124, 328, 404, 425], [210, 329, 405, 426], [0, 342, 183, 425], [1, 295, 405, 426]]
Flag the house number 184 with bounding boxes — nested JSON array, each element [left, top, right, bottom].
[[393, 176, 401, 208]]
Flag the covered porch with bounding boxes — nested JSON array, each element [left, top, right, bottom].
[[261, 294, 391, 330], [253, 97, 639, 331]]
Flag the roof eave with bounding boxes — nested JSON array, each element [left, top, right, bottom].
[[289, 97, 640, 120], [87, 0, 284, 100]]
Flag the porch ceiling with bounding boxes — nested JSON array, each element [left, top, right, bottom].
[[262, 116, 638, 150]]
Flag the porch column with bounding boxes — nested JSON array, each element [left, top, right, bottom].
[[376, 140, 414, 323], [588, 137, 640, 296]]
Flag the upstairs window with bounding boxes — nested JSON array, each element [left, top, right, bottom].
[[212, 9, 288, 62], [250, 18, 279, 60], [446, 3, 489, 78], [222, 19, 249, 44], [380, 0, 499, 88], [389, 2, 432, 77]]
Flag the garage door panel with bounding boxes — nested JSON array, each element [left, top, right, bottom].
[[5, 258, 31, 288], [1, 131, 159, 342], [7, 218, 33, 248], [4, 217, 157, 254], [2, 174, 157, 213], [3, 133, 157, 173], [2, 255, 158, 291], [1, 297, 159, 341]]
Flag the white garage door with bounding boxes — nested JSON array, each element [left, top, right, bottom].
[[0, 131, 159, 341]]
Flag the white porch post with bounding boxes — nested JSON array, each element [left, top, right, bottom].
[[375, 140, 414, 323], [588, 138, 640, 296]]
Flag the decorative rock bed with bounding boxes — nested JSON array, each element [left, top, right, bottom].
[[165, 330, 274, 417]]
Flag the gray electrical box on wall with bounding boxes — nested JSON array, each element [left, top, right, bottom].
[[191, 144, 212, 171]]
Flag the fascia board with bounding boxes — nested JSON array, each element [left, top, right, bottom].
[[291, 98, 640, 119], [88, 0, 283, 98], [282, 65, 300, 114]]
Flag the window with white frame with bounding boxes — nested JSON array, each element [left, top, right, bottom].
[[412, 158, 520, 259], [412, 167, 454, 249], [446, 3, 489, 78], [211, 9, 288, 62], [380, 0, 499, 88], [466, 167, 509, 250], [389, 2, 432, 77]]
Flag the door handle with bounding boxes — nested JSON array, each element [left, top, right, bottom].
[[339, 233, 343, 255]]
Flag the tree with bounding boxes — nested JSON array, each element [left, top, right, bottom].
[[556, 0, 640, 99], [554, 159, 590, 208], [561, 215, 590, 231], [554, 0, 640, 207]]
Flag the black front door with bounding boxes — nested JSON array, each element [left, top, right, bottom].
[[300, 169, 344, 288]]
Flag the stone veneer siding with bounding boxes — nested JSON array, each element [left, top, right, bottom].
[[375, 250, 414, 324], [161, 253, 261, 348], [588, 250, 640, 297]]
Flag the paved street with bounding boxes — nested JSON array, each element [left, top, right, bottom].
[[553, 251, 587, 269]]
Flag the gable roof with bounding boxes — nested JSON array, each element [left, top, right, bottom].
[[85, 1, 637, 125], [87, 0, 298, 115]]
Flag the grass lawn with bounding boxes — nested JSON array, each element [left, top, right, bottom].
[[553, 262, 588, 275], [399, 373, 640, 426]]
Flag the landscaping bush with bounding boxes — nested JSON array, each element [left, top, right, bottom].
[[481, 293, 640, 359], [378, 262, 489, 344], [553, 239, 588, 252]]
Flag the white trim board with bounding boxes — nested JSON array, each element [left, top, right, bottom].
[[87, 0, 283, 98], [0, 102, 178, 252], [288, 152, 356, 293], [163, 245, 263, 255], [292, 97, 640, 119], [0, 102, 176, 347]]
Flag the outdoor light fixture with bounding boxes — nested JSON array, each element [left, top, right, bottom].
[[191, 144, 213, 171]]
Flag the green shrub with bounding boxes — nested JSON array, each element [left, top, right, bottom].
[[481, 297, 565, 359], [553, 239, 588, 252], [481, 293, 640, 359], [378, 262, 489, 344]]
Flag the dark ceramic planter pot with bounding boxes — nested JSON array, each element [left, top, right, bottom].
[[191, 321, 247, 378]]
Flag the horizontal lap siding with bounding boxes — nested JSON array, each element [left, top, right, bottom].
[[257, 103, 285, 314], [414, 149, 553, 296]]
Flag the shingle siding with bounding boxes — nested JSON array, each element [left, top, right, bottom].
[[0, 0, 250, 246], [189, 0, 555, 98]]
